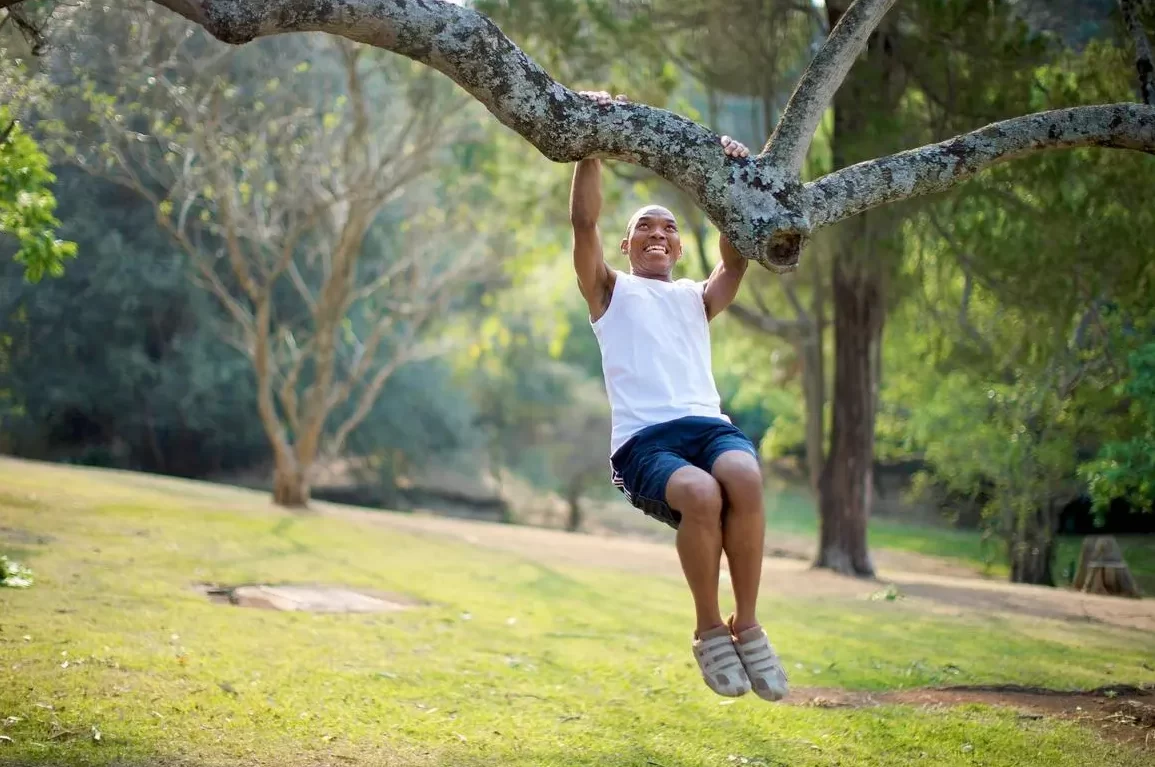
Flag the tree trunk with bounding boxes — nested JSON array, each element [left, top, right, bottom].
[[803, 244, 827, 494], [1009, 502, 1057, 586], [815, 255, 883, 577], [565, 486, 582, 533], [811, 0, 901, 577], [801, 334, 825, 494], [273, 456, 310, 508]]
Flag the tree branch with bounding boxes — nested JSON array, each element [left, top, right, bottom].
[[1119, 0, 1155, 106], [252, 296, 293, 458], [807, 103, 1155, 228], [782, 278, 808, 319], [761, 0, 897, 172], [276, 329, 310, 436], [151, 0, 724, 169], [144, 0, 782, 255]]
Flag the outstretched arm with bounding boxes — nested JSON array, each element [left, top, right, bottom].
[[571, 158, 613, 321], [703, 234, 749, 321], [570, 91, 622, 322], [703, 136, 751, 321]]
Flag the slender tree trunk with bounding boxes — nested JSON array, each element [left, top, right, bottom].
[[251, 296, 312, 509], [802, 244, 827, 492], [801, 335, 825, 493], [816, 255, 883, 577], [565, 484, 582, 533]]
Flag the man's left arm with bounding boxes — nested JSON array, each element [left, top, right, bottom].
[[702, 234, 747, 321], [701, 134, 750, 322]]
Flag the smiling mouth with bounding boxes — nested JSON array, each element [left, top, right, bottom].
[[644, 245, 668, 255]]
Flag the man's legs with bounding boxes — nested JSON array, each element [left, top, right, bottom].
[[664, 466, 725, 634], [711, 450, 765, 632], [610, 417, 779, 699], [709, 448, 788, 702], [664, 464, 751, 698]]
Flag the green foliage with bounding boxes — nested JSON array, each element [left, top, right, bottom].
[[878, 40, 1155, 578], [1080, 342, 1155, 515], [0, 167, 270, 475], [0, 107, 76, 282], [0, 554, 34, 588]]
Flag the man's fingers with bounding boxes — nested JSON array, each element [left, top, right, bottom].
[[577, 90, 628, 107], [578, 90, 613, 104], [720, 135, 750, 158]]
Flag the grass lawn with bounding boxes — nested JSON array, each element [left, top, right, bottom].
[[2, 458, 1154, 767], [764, 483, 1155, 593]]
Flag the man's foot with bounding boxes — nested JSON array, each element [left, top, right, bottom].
[[692, 624, 751, 697], [728, 617, 789, 702]]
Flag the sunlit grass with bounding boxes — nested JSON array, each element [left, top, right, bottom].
[[1, 458, 1152, 767]]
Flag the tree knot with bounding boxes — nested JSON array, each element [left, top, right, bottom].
[[202, 2, 265, 45], [762, 230, 804, 273]]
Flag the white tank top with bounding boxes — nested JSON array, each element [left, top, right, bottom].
[[591, 271, 729, 456]]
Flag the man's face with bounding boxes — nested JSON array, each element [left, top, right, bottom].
[[621, 205, 681, 278]]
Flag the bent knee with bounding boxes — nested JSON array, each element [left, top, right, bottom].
[[667, 470, 723, 524], [712, 451, 763, 501]]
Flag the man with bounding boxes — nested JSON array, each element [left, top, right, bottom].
[[570, 90, 789, 702]]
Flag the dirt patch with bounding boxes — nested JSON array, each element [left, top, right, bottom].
[[195, 583, 424, 613], [791, 684, 1155, 749]]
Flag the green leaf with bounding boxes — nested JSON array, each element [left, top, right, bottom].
[[0, 109, 78, 282]]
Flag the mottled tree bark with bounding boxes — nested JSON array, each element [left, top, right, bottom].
[[762, 0, 897, 171], [808, 104, 1155, 227]]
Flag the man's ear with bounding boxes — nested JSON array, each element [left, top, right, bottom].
[[620, 237, 628, 255]]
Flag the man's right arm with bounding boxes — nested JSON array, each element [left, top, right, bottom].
[[570, 157, 614, 321]]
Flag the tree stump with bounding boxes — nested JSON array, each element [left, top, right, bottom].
[[1072, 536, 1143, 599]]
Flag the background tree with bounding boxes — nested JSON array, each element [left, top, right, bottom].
[[53, 6, 494, 506]]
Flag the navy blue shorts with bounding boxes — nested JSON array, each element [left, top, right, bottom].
[[610, 416, 758, 530]]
